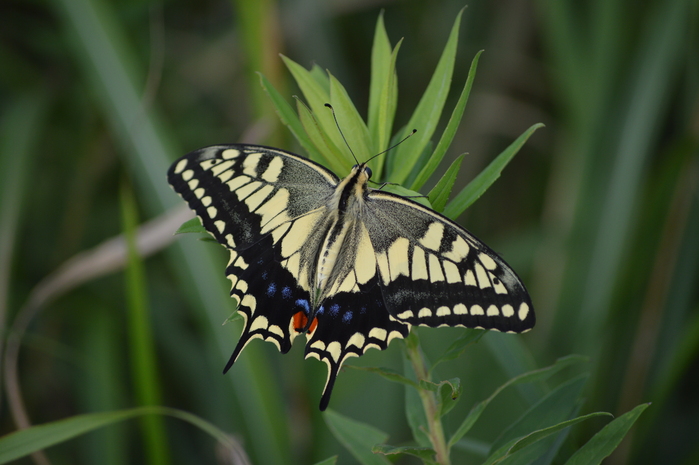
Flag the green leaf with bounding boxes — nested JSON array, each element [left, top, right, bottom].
[[490, 374, 588, 454], [323, 409, 391, 465], [282, 56, 354, 167], [430, 329, 484, 369], [389, 8, 464, 184], [367, 11, 391, 147], [373, 444, 437, 463], [312, 456, 338, 465], [437, 378, 462, 417], [564, 403, 650, 465], [368, 11, 401, 177], [448, 355, 588, 447], [410, 50, 482, 191], [174, 217, 205, 235], [443, 123, 544, 219], [329, 73, 373, 163], [295, 98, 348, 174], [259, 72, 326, 163], [507, 412, 613, 457], [427, 155, 464, 212], [120, 184, 170, 465], [0, 407, 237, 464], [347, 365, 419, 389], [310, 64, 330, 93]]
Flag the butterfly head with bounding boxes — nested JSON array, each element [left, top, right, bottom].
[[352, 163, 373, 183]]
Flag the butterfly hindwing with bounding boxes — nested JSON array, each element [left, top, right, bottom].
[[304, 280, 410, 410]]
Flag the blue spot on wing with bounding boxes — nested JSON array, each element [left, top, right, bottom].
[[295, 299, 310, 313], [266, 283, 276, 297], [342, 311, 353, 323], [282, 287, 292, 299], [329, 304, 340, 316]]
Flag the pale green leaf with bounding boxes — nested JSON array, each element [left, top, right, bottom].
[[259, 72, 325, 163], [174, 217, 205, 235], [329, 73, 373, 164]]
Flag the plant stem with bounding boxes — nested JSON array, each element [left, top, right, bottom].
[[406, 333, 451, 465]]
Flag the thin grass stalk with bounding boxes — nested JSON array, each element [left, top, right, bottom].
[[120, 183, 171, 465]]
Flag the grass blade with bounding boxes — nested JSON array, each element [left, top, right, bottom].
[[0, 406, 239, 464], [120, 183, 170, 465]]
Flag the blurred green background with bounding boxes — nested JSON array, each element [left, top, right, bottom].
[[1, 0, 697, 464]]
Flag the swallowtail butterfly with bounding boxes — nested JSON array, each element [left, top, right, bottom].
[[168, 144, 534, 410]]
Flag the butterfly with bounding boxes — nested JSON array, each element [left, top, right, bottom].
[[168, 144, 534, 410]]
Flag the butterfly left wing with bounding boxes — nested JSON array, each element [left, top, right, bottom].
[[168, 144, 340, 367]]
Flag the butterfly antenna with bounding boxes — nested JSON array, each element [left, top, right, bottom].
[[325, 103, 359, 164], [365, 128, 417, 164]]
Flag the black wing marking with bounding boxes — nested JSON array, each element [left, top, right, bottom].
[[167, 144, 339, 251], [222, 239, 311, 370], [304, 281, 410, 410], [363, 190, 535, 333], [167, 143, 338, 362]]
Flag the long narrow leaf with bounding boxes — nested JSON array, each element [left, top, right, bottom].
[[506, 411, 612, 457], [0, 407, 237, 465], [259, 72, 325, 161], [564, 403, 650, 465], [367, 12, 401, 178], [443, 123, 544, 219], [368, 10, 393, 149], [448, 355, 588, 447], [411, 51, 482, 191], [489, 374, 588, 454], [282, 56, 354, 166], [324, 409, 391, 465], [296, 98, 348, 174], [121, 184, 170, 465], [428, 155, 464, 212], [389, 8, 464, 183], [329, 73, 373, 163]]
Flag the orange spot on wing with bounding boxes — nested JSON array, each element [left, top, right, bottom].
[[293, 312, 319, 334], [293, 312, 308, 332]]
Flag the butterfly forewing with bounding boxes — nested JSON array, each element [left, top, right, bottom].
[[168, 143, 534, 411]]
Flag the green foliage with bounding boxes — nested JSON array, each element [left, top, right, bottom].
[[2, 0, 696, 464]]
